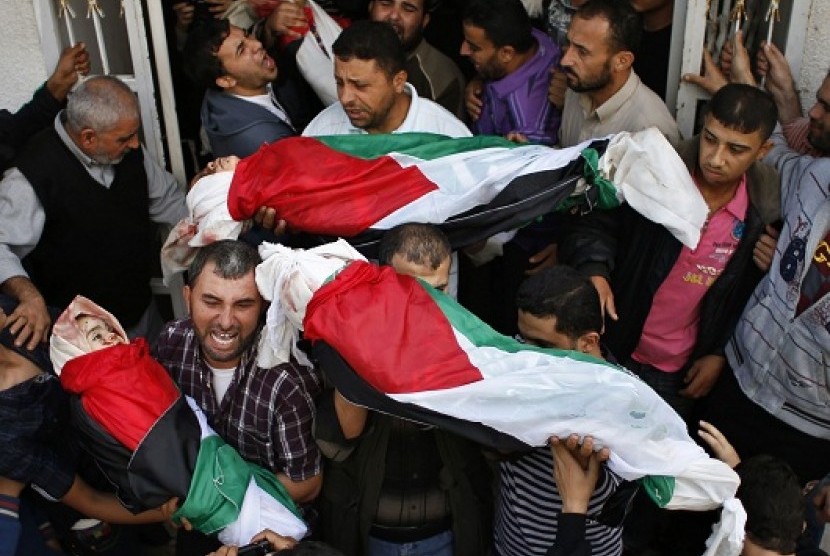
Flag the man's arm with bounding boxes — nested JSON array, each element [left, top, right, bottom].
[[271, 380, 323, 504], [60, 475, 168, 525], [0, 170, 50, 348], [142, 146, 188, 226]]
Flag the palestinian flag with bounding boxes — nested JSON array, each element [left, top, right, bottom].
[[303, 261, 739, 511], [59, 340, 307, 544], [228, 133, 615, 254]]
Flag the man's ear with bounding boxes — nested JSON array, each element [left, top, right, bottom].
[[392, 69, 407, 93], [421, 12, 431, 30], [755, 139, 773, 161], [498, 45, 516, 65], [613, 50, 634, 73], [215, 75, 237, 90], [577, 331, 601, 355], [182, 285, 192, 316], [78, 128, 97, 151]]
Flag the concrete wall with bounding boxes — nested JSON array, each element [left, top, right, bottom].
[[1, 0, 48, 110]]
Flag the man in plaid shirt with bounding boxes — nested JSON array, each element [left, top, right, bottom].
[[155, 240, 322, 508]]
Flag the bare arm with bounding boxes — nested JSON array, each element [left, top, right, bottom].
[[60, 475, 168, 525]]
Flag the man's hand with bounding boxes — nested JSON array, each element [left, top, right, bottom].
[[253, 207, 288, 236], [757, 41, 802, 124], [206, 0, 232, 16], [550, 434, 610, 515], [525, 243, 557, 275], [682, 49, 728, 95], [725, 31, 755, 86], [505, 132, 529, 144], [589, 275, 617, 321], [698, 420, 740, 468], [172, 2, 195, 31], [46, 43, 90, 102], [753, 224, 780, 272], [465, 77, 484, 123], [265, 0, 307, 40], [207, 529, 298, 556], [548, 68, 567, 110], [2, 277, 51, 350], [679, 354, 724, 399]]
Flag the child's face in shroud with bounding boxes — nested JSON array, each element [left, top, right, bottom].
[[76, 315, 127, 351]]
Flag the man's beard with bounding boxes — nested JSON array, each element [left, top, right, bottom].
[[566, 60, 613, 93]]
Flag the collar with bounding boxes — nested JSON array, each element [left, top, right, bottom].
[[579, 71, 640, 123], [54, 111, 102, 168]]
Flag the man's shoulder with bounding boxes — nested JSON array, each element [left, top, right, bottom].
[[406, 96, 472, 137], [155, 319, 197, 359], [302, 103, 354, 137], [412, 40, 464, 80], [250, 358, 322, 401]]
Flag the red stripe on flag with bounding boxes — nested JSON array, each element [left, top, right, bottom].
[[227, 137, 438, 236], [60, 339, 180, 452], [304, 262, 483, 394]]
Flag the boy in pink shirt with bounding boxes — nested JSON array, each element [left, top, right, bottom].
[[559, 83, 780, 418]]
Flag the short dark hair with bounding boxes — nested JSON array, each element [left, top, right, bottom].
[[574, 0, 642, 53], [378, 223, 451, 270], [462, 0, 534, 53], [705, 83, 778, 140], [332, 20, 406, 78], [188, 240, 261, 287], [737, 455, 805, 555], [182, 18, 231, 90], [516, 266, 602, 339]]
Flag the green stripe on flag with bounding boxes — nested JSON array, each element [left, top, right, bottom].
[[316, 132, 522, 160], [417, 279, 619, 370], [639, 475, 675, 508], [554, 148, 621, 213]]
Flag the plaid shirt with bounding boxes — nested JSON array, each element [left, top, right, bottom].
[[155, 319, 322, 481]]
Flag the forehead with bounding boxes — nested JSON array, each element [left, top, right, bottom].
[[217, 25, 245, 58], [193, 263, 261, 299], [391, 254, 450, 282], [373, 0, 425, 12], [568, 15, 612, 50], [517, 310, 573, 349], [462, 22, 492, 47], [703, 114, 765, 148], [98, 116, 140, 138], [335, 57, 387, 81]]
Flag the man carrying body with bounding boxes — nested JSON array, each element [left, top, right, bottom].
[[0, 75, 186, 350], [461, 0, 561, 145], [495, 265, 622, 556], [184, 19, 295, 158], [559, 84, 779, 418], [302, 20, 471, 137], [314, 224, 492, 556], [155, 240, 322, 552], [156, 240, 321, 501]]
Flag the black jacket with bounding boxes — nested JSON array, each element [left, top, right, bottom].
[[559, 137, 780, 367]]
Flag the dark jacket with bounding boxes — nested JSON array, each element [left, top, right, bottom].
[[0, 84, 62, 171], [201, 88, 295, 158], [559, 136, 780, 367], [314, 389, 493, 556]]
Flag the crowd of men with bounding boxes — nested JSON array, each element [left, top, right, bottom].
[[1, 0, 829, 555]]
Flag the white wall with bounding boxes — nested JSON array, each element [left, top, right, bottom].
[[1, 0, 48, 110], [799, 0, 830, 113]]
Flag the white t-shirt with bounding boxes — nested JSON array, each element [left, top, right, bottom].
[[209, 364, 236, 405]]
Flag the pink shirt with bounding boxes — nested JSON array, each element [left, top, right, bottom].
[[632, 175, 749, 372]]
